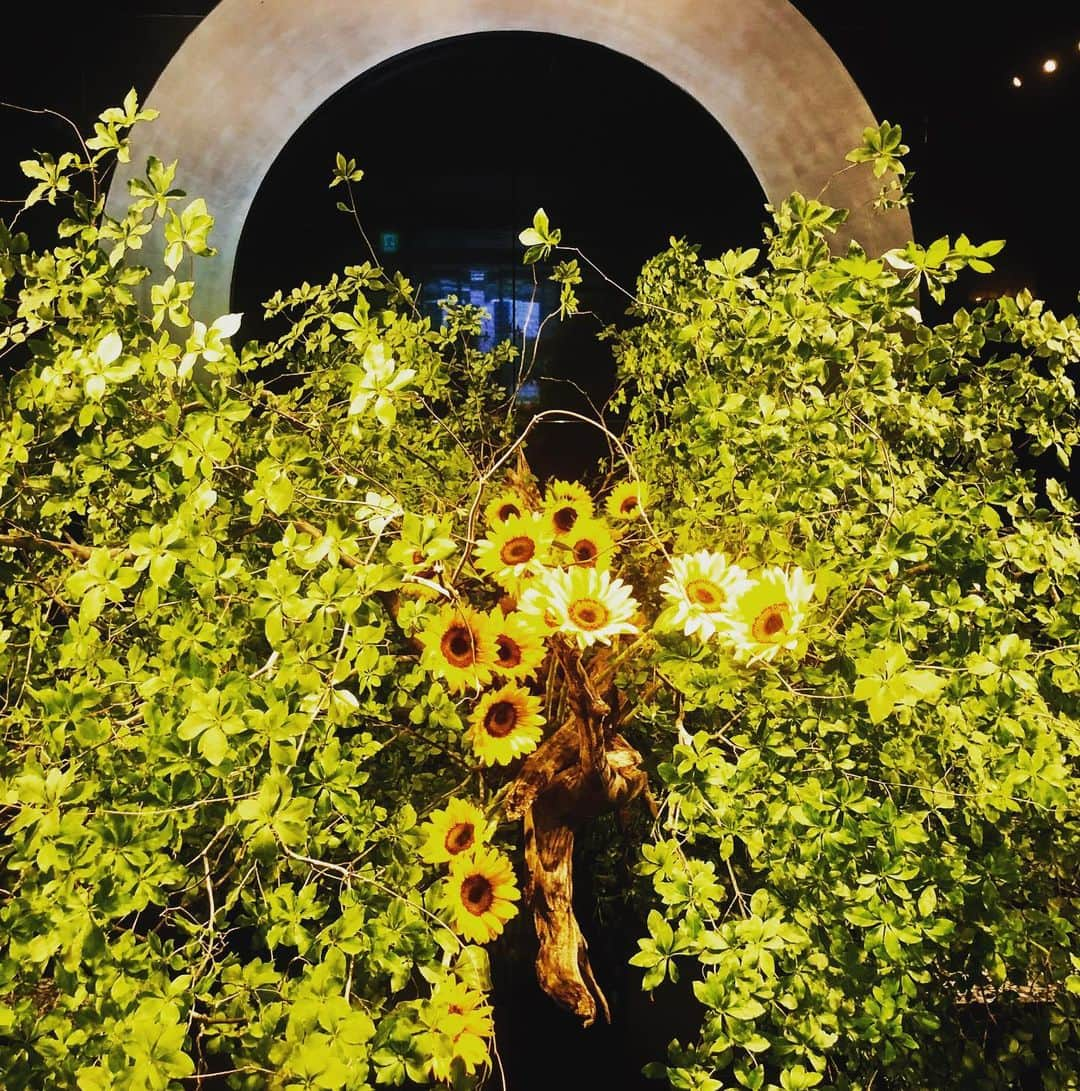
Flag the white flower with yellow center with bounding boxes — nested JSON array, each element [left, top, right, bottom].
[[519, 566, 639, 649], [722, 566, 815, 663], [660, 550, 751, 642]]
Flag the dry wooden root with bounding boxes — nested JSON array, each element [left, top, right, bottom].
[[505, 637, 657, 1027]]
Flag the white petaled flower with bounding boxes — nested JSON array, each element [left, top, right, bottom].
[[659, 550, 751, 642], [519, 566, 639, 649], [348, 341, 417, 427], [722, 566, 815, 664]]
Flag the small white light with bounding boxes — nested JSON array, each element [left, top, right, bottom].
[[1042, 58, 1058, 74], [1012, 75, 1023, 87]]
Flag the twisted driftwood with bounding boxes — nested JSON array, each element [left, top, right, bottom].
[[505, 636, 656, 1026]]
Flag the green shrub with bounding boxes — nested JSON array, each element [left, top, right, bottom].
[[1, 101, 1079, 1091]]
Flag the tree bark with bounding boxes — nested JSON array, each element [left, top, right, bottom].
[[507, 635, 655, 1026]]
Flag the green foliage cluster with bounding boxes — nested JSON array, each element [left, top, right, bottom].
[[0, 97, 516, 1091], [606, 141, 1080, 1088], [1, 97, 1079, 1091]]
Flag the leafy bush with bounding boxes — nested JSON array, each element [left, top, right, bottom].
[[2, 101, 1079, 1091]]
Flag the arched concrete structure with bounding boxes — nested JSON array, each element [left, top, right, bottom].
[[108, 0, 912, 320]]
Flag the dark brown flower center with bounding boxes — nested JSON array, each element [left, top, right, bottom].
[[441, 624, 476, 667], [686, 578, 723, 608], [568, 598, 609, 631], [497, 502, 521, 522], [572, 539, 598, 566], [444, 822, 475, 854], [619, 495, 640, 514], [500, 536, 535, 566], [461, 874, 494, 915], [553, 506, 578, 533], [484, 700, 518, 738], [751, 603, 789, 642], [496, 635, 523, 669]]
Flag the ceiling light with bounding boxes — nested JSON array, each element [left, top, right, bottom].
[[1012, 75, 1023, 87], [1042, 58, 1058, 74]]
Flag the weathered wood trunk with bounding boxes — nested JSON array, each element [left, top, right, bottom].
[[506, 636, 655, 1026]]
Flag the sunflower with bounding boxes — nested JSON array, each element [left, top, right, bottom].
[[424, 978, 494, 1082], [519, 566, 639, 649], [723, 565, 815, 663], [443, 846, 520, 944], [606, 480, 650, 522], [544, 479, 592, 506], [484, 490, 528, 528], [473, 513, 552, 595], [467, 683, 545, 766], [419, 798, 493, 865], [487, 609, 547, 681], [542, 490, 594, 537], [552, 514, 617, 573], [419, 603, 498, 693], [660, 550, 751, 642]]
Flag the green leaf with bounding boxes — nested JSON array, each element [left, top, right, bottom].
[[917, 886, 937, 917], [198, 725, 230, 765]]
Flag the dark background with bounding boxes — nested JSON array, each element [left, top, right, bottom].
[[2, 3, 1078, 480], [3, 2, 1078, 308], [2, 4, 1078, 1087]]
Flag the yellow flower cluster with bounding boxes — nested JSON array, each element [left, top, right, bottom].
[[418, 482, 811, 706], [420, 799, 520, 946], [418, 603, 545, 695], [417, 480, 649, 758], [660, 552, 814, 663], [472, 478, 646, 649], [417, 604, 548, 763], [476, 478, 648, 596]]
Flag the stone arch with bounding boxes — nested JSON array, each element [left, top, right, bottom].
[[107, 0, 912, 319]]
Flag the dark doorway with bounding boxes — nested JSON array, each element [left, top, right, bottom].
[[231, 31, 764, 484]]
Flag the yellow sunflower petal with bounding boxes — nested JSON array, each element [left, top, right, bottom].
[[544, 479, 593, 507], [473, 513, 553, 594], [429, 978, 493, 1043], [542, 493, 594, 537], [551, 514, 617, 573], [484, 490, 529, 528]]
